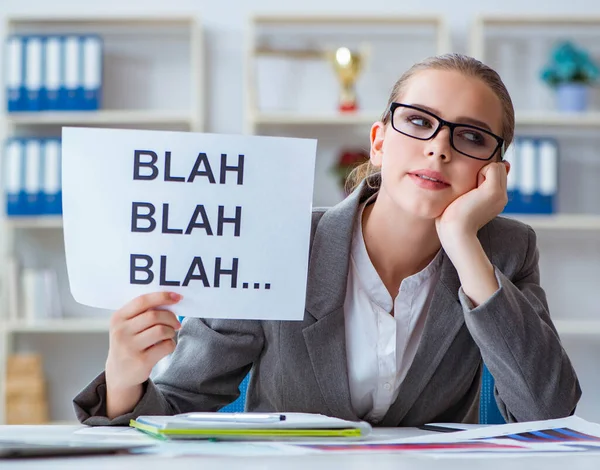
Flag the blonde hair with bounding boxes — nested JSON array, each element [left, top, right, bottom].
[[346, 53, 515, 193]]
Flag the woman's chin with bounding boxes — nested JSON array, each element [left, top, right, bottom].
[[405, 203, 447, 221], [383, 184, 449, 220]]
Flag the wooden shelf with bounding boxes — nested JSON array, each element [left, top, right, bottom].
[[475, 15, 600, 26], [516, 111, 600, 127], [505, 214, 600, 230], [5, 216, 63, 229], [3, 318, 109, 333], [252, 14, 445, 25], [253, 111, 381, 126], [247, 15, 450, 135], [555, 320, 600, 336], [7, 15, 196, 27], [0, 12, 206, 426], [5, 110, 194, 127]]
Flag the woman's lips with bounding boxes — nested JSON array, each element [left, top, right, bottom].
[[408, 170, 451, 190]]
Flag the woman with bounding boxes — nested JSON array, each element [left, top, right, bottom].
[[74, 53, 581, 426]]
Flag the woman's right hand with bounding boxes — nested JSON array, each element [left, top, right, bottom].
[[104, 291, 182, 418]]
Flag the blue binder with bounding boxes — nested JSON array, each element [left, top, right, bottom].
[[61, 35, 81, 110], [219, 374, 250, 413], [24, 139, 44, 215], [42, 36, 62, 111], [81, 35, 102, 110], [13, 33, 103, 111], [536, 138, 558, 214], [4, 139, 24, 215], [480, 364, 505, 425], [24, 35, 44, 111], [42, 139, 62, 215], [6, 36, 25, 112], [518, 138, 537, 214], [503, 141, 521, 214]]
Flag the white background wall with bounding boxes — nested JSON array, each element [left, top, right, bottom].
[[2, 0, 600, 422]]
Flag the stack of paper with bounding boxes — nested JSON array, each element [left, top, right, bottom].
[[130, 412, 372, 440], [292, 416, 600, 456]]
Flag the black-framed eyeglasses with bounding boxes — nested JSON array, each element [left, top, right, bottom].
[[388, 103, 505, 161]]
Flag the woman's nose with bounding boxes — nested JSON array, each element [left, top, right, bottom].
[[425, 126, 453, 162]]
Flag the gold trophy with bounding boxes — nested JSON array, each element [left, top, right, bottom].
[[329, 47, 363, 112]]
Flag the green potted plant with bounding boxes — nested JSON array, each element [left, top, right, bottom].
[[541, 40, 599, 112]]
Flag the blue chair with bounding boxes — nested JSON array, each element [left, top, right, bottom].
[[219, 374, 250, 413], [219, 369, 504, 422], [479, 364, 506, 424], [178, 316, 501, 422]]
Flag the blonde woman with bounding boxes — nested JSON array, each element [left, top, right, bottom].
[[75, 53, 580, 426]]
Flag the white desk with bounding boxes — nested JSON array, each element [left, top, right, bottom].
[[2, 425, 600, 469]]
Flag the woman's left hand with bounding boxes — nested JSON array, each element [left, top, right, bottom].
[[435, 161, 509, 249]]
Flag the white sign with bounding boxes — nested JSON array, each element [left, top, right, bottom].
[[61, 127, 317, 321]]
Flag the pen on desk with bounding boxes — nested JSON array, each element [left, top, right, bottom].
[[183, 413, 286, 423], [417, 424, 463, 433]]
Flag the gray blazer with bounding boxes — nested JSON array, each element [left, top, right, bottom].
[[74, 176, 581, 426]]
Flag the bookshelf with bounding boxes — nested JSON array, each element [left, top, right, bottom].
[[0, 14, 205, 424], [6, 110, 196, 127], [4, 318, 110, 333], [245, 14, 450, 207], [470, 14, 600, 422]]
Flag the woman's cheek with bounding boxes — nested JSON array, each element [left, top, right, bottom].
[[457, 163, 485, 190]]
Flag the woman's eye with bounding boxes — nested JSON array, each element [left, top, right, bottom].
[[459, 130, 485, 146], [408, 116, 432, 128]]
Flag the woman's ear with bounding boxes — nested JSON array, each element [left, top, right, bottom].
[[370, 121, 385, 168]]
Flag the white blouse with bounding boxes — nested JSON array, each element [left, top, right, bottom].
[[344, 196, 443, 423]]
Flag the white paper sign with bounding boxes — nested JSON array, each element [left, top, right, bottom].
[[61, 127, 317, 321]]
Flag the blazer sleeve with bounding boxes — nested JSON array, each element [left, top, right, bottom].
[[73, 317, 264, 426], [458, 225, 581, 422]]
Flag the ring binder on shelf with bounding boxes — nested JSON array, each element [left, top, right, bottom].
[[61, 35, 80, 110], [6, 33, 103, 112], [6, 36, 24, 112], [43, 36, 61, 111], [504, 142, 520, 214], [24, 35, 43, 111], [24, 139, 43, 216], [503, 137, 558, 215], [42, 139, 62, 215], [519, 138, 537, 212], [4, 139, 24, 216], [82, 35, 103, 110], [538, 138, 558, 214]]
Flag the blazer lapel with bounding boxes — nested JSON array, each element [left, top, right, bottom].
[[303, 307, 358, 420], [379, 251, 466, 426], [302, 181, 378, 421]]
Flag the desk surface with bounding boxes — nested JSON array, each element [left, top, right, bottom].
[[2, 425, 600, 469]]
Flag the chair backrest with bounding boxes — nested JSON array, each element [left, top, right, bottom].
[[179, 315, 504, 422], [220, 368, 506, 421], [219, 374, 250, 413], [479, 364, 506, 424]]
